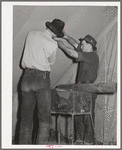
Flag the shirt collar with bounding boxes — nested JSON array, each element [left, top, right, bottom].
[[43, 29, 52, 39]]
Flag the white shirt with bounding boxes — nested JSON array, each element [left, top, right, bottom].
[[21, 30, 58, 71]]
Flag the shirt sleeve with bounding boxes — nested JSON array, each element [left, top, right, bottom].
[[48, 44, 58, 66], [76, 51, 98, 64], [49, 50, 57, 65], [74, 43, 81, 52]]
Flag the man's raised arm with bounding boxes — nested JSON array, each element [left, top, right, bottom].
[[54, 39, 78, 59], [62, 31, 78, 49]]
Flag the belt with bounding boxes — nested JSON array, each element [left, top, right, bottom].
[[25, 68, 35, 71], [24, 68, 50, 79], [25, 68, 49, 72]]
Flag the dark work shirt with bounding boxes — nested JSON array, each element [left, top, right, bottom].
[[75, 43, 99, 83]]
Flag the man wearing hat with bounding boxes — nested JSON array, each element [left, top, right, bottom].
[[54, 32, 99, 145], [19, 19, 65, 144]]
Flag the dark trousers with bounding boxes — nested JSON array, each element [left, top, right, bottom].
[[19, 68, 52, 144], [75, 93, 96, 144]]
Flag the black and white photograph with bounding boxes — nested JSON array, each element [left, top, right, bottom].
[[2, 1, 121, 149]]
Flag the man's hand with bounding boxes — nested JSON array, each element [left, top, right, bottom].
[[53, 37, 61, 41], [57, 40, 64, 48], [54, 36, 78, 58], [53, 37, 64, 49]]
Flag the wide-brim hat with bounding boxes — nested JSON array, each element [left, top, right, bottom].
[[45, 19, 65, 38], [79, 34, 97, 51]]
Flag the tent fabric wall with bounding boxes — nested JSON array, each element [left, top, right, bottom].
[[94, 22, 117, 144], [52, 63, 78, 88]]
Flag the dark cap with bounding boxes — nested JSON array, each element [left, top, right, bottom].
[[79, 34, 97, 51]]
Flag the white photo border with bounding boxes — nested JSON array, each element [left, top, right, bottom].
[[2, 1, 121, 149]]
